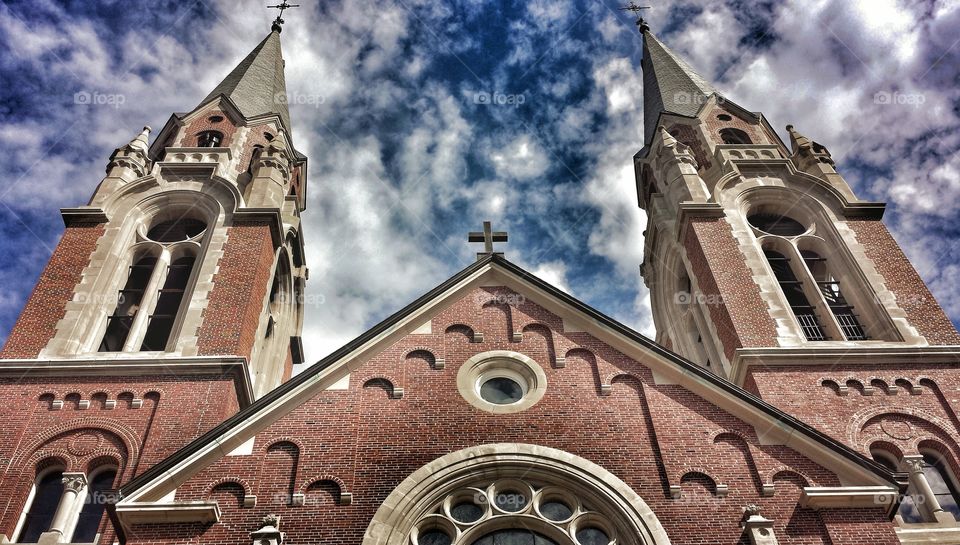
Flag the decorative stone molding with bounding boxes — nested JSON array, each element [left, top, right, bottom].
[[390, 387, 404, 400], [554, 356, 566, 368], [243, 495, 257, 508], [249, 514, 284, 545], [340, 492, 353, 505], [760, 483, 775, 497], [716, 483, 729, 498], [669, 485, 682, 499], [51, 400, 64, 410], [472, 332, 484, 343], [115, 501, 222, 525], [104, 400, 117, 409], [512, 331, 523, 342], [599, 383, 612, 396], [362, 443, 671, 545], [131, 398, 144, 409], [77, 400, 90, 410], [741, 505, 778, 545], [434, 358, 446, 370], [290, 493, 305, 507], [799, 486, 898, 510]]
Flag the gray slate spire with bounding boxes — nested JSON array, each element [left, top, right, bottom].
[[641, 30, 716, 144], [199, 30, 291, 132]]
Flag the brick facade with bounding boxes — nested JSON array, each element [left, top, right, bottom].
[[0, 223, 105, 359], [0, 374, 240, 544], [121, 287, 899, 545], [196, 221, 276, 359], [683, 218, 779, 360], [847, 220, 960, 345]]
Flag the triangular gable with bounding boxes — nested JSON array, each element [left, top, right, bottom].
[[113, 256, 900, 519]]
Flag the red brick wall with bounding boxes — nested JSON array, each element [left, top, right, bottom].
[[747, 363, 960, 463], [0, 374, 240, 544], [684, 218, 779, 360], [1, 223, 105, 359], [197, 221, 275, 359], [847, 220, 960, 345], [701, 103, 768, 146], [178, 109, 237, 149], [125, 287, 897, 545]]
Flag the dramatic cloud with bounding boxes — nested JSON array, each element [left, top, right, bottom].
[[0, 0, 957, 368]]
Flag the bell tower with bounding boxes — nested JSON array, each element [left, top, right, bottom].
[[633, 26, 960, 382], [1, 28, 307, 398]]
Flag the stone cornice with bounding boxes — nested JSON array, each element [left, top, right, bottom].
[[800, 486, 900, 513], [114, 501, 221, 525], [234, 207, 284, 247], [61, 207, 109, 227], [0, 356, 254, 408], [730, 346, 960, 386], [675, 201, 725, 244]]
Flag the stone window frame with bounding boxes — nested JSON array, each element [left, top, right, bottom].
[[362, 443, 671, 545], [89, 193, 220, 355], [456, 351, 547, 414], [411, 476, 619, 545], [11, 463, 119, 545], [740, 189, 900, 343]]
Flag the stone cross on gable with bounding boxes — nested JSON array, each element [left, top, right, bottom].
[[468, 221, 508, 260]]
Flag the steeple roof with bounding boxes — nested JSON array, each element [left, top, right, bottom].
[[199, 29, 291, 132], [641, 30, 716, 144]]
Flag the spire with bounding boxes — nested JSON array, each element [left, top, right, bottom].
[[640, 30, 717, 144], [198, 30, 291, 132]]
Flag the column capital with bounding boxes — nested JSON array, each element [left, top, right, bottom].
[[61, 472, 88, 493]]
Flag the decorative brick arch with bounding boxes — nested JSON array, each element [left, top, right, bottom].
[[10, 418, 140, 471], [849, 407, 958, 453], [204, 477, 253, 498]]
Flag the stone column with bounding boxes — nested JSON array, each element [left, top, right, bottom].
[[45, 473, 88, 541], [902, 455, 953, 523], [741, 505, 778, 545]]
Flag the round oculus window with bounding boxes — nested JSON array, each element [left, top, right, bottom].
[[479, 376, 524, 405], [456, 351, 547, 414]]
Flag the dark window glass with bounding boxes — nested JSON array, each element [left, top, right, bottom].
[[471, 529, 558, 545], [451, 501, 484, 523], [539, 500, 572, 521], [575, 527, 610, 545], [764, 250, 828, 341], [872, 452, 924, 523], [719, 127, 752, 145], [923, 455, 960, 521], [419, 530, 452, 545], [480, 377, 524, 405], [197, 130, 223, 147], [73, 469, 116, 542], [141, 255, 195, 351], [18, 471, 64, 543], [248, 145, 264, 173], [747, 213, 806, 236], [99, 255, 157, 352], [146, 219, 206, 242]]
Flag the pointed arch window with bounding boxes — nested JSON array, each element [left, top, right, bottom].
[[99, 215, 206, 353], [764, 249, 827, 341], [801, 250, 867, 340]]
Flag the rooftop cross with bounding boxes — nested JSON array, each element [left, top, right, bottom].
[[619, 3, 651, 33], [268, 1, 300, 32], [468, 221, 508, 261]]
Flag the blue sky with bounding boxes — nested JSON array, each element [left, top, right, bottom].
[[0, 0, 958, 363]]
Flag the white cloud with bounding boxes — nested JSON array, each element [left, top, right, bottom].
[[489, 134, 549, 180]]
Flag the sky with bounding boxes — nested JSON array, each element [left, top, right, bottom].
[[0, 0, 958, 367]]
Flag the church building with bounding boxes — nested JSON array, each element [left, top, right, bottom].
[[1, 11, 959, 545]]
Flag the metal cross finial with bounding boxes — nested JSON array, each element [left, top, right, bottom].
[[268, 1, 300, 32], [468, 221, 508, 261], [619, 3, 652, 33]]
